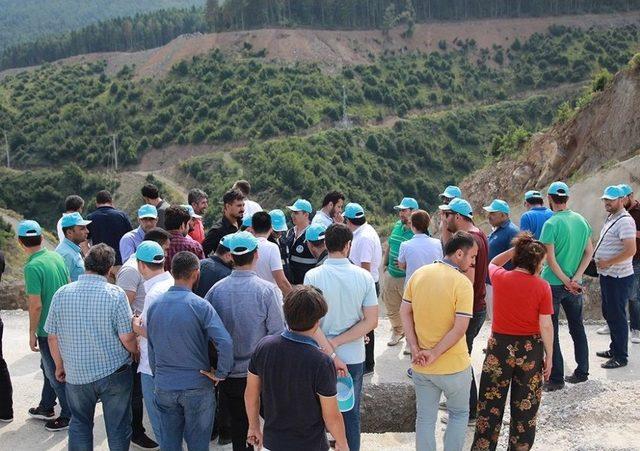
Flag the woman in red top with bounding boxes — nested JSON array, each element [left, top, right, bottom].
[[471, 233, 554, 451]]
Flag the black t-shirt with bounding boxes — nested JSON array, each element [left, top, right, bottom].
[[248, 334, 337, 451]]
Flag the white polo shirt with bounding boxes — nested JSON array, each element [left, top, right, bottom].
[[398, 233, 444, 285], [255, 237, 283, 285], [349, 222, 383, 283]]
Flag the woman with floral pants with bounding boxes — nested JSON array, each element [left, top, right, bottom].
[[471, 233, 554, 451]]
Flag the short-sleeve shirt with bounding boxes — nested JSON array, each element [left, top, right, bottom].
[[487, 220, 520, 267], [165, 231, 205, 271], [403, 262, 473, 375], [595, 209, 636, 278], [349, 223, 383, 283], [44, 274, 132, 384], [489, 264, 553, 335], [255, 237, 284, 286], [398, 234, 443, 284], [304, 258, 378, 364], [116, 255, 145, 313], [119, 226, 145, 263], [55, 238, 85, 282], [520, 206, 553, 240], [387, 221, 414, 278], [628, 200, 640, 261], [468, 228, 489, 312], [539, 210, 592, 285], [24, 249, 70, 337], [155, 200, 169, 230], [248, 332, 336, 451]]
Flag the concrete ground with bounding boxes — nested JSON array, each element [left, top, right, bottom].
[[1, 310, 640, 450]]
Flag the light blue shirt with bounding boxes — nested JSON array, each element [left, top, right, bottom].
[[44, 274, 132, 385], [397, 233, 444, 285], [119, 226, 146, 263], [304, 258, 378, 364], [55, 238, 84, 282]]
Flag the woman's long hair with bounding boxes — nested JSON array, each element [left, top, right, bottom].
[[511, 232, 546, 274]]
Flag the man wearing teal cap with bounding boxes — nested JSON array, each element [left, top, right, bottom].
[[306, 223, 328, 266], [383, 197, 418, 347], [620, 184, 640, 343], [312, 191, 346, 227], [484, 199, 519, 265], [539, 181, 593, 391], [269, 209, 291, 281], [251, 211, 293, 297], [438, 186, 462, 244], [286, 199, 317, 284], [520, 190, 553, 240], [120, 205, 158, 263], [57, 212, 91, 282]]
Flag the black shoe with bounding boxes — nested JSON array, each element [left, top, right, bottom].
[[28, 406, 55, 420], [596, 350, 613, 358], [0, 414, 13, 423], [45, 417, 70, 432], [364, 367, 374, 376], [542, 381, 565, 392], [601, 358, 627, 369], [564, 373, 588, 384], [218, 435, 232, 446], [132, 433, 160, 450]]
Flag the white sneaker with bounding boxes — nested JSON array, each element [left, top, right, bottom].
[[631, 330, 640, 343], [387, 332, 405, 346], [596, 325, 610, 335]]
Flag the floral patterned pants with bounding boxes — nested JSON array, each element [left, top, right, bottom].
[[471, 333, 544, 451]]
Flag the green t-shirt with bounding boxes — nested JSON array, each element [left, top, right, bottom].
[[387, 220, 414, 278], [24, 249, 70, 337], [539, 210, 592, 286]]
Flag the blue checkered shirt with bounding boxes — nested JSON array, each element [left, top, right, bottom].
[[45, 274, 133, 385]]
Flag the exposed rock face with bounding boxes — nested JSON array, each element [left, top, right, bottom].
[[0, 282, 27, 310], [361, 382, 416, 433]]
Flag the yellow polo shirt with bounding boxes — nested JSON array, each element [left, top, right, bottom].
[[403, 262, 473, 375]]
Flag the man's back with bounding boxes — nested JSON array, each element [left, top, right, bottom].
[[116, 256, 145, 313], [255, 237, 283, 286], [520, 207, 553, 240], [87, 206, 132, 265], [194, 256, 231, 297], [165, 231, 204, 271], [350, 223, 383, 283]]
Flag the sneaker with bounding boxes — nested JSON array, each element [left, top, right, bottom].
[[403, 348, 412, 355], [218, 436, 232, 446], [439, 401, 447, 411], [0, 415, 13, 423], [596, 350, 613, 358], [132, 433, 160, 450], [387, 332, 405, 346], [441, 415, 476, 426], [364, 367, 374, 376], [564, 373, 588, 384], [601, 358, 627, 369], [542, 381, 565, 392], [631, 330, 640, 343], [406, 368, 413, 378], [28, 406, 55, 420], [45, 417, 70, 432], [596, 325, 610, 335]]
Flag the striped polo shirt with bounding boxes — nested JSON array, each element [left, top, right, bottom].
[[595, 209, 636, 278], [387, 221, 414, 278]]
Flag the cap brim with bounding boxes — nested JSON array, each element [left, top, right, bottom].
[[139, 215, 157, 219], [273, 226, 288, 232], [601, 195, 619, 200], [192, 214, 202, 219], [79, 220, 92, 225], [287, 206, 301, 212], [438, 204, 452, 211]]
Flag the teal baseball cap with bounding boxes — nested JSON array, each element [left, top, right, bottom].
[[306, 223, 327, 242], [269, 209, 288, 232], [138, 204, 158, 219], [439, 198, 473, 219], [219, 234, 233, 250], [618, 184, 633, 196], [17, 220, 42, 237], [601, 185, 624, 200], [524, 190, 543, 201], [483, 199, 510, 215], [547, 181, 570, 196], [242, 215, 252, 228], [180, 204, 202, 219], [136, 240, 165, 264], [344, 202, 365, 220], [60, 212, 92, 228], [227, 231, 259, 255], [440, 185, 462, 199], [336, 374, 355, 412], [394, 197, 419, 210], [287, 199, 312, 213]]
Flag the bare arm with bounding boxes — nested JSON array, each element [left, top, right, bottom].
[[573, 239, 594, 280], [313, 327, 348, 377], [47, 335, 66, 382], [245, 372, 263, 448], [400, 301, 419, 355], [124, 290, 136, 305], [539, 314, 554, 380], [397, 260, 407, 270], [320, 395, 349, 451], [273, 269, 293, 296], [597, 238, 636, 267], [360, 262, 372, 272], [543, 243, 572, 286], [119, 332, 138, 354], [382, 245, 389, 268], [28, 295, 42, 351], [491, 247, 515, 268], [330, 305, 378, 348]]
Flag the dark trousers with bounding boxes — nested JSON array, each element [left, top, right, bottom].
[[38, 336, 71, 418], [466, 309, 486, 418], [601, 274, 635, 363], [550, 285, 589, 383], [0, 317, 13, 419], [130, 361, 146, 439], [219, 377, 252, 451], [628, 261, 640, 330], [212, 383, 232, 440], [365, 282, 381, 371], [471, 333, 544, 451]]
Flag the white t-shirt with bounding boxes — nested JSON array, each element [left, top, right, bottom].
[[138, 271, 175, 376], [398, 234, 444, 285], [255, 237, 283, 285], [244, 199, 263, 218], [349, 223, 383, 283]]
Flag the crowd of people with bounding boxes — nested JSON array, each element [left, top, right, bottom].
[[0, 177, 638, 451]]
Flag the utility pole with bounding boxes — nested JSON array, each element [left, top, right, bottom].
[[112, 133, 118, 172], [2, 130, 9, 169]]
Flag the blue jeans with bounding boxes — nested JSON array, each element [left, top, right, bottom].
[[154, 386, 215, 451], [140, 374, 162, 445], [550, 286, 589, 383], [39, 360, 57, 411], [465, 309, 486, 417], [414, 368, 471, 451], [344, 363, 364, 451], [38, 336, 71, 418], [601, 274, 635, 363], [628, 261, 640, 331], [65, 364, 133, 451]]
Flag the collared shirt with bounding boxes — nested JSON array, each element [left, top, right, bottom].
[[349, 222, 383, 283], [138, 271, 174, 376], [487, 219, 520, 276], [119, 226, 146, 263], [55, 238, 85, 282], [595, 209, 636, 278], [155, 199, 169, 230], [304, 258, 378, 364], [87, 206, 133, 266], [194, 255, 232, 298], [147, 286, 233, 389], [205, 270, 285, 378], [312, 210, 333, 227], [387, 221, 414, 278], [398, 233, 443, 284], [285, 226, 316, 284], [202, 216, 241, 257], [44, 274, 132, 384], [627, 200, 640, 261], [520, 206, 553, 240], [166, 230, 205, 271], [189, 218, 205, 244], [116, 255, 145, 313]]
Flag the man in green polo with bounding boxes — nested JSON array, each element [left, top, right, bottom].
[[382, 197, 418, 347]]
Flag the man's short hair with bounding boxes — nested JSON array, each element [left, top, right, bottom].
[[61, 225, 75, 238], [139, 260, 164, 271], [283, 286, 328, 332], [215, 241, 230, 255], [525, 197, 544, 206], [164, 206, 191, 231], [171, 251, 200, 280], [251, 211, 271, 234], [64, 195, 84, 212], [322, 191, 345, 208], [144, 227, 172, 245], [223, 189, 245, 206], [346, 216, 366, 227], [549, 194, 569, 204], [188, 188, 208, 205], [18, 235, 43, 248], [231, 248, 257, 267], [410, 210, 430, 234], [96, 190, 112, 204], [141, 184, 159, 200], [85, 243, 115, 276], [325, 223, 353, 253], [444, 231, 476, 256], [232, 180, 251, 196]]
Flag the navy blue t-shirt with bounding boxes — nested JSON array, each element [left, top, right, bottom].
[[248, 333, 337, 451]]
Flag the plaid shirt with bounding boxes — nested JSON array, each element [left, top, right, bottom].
[[45, 274, 133, 385], [166, 231, 205, 271]]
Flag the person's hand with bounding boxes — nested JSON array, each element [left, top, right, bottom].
[[246, 424, 263, 449], [562, 277, 580, 295], [334, 441, 350, 451], [334, 212, 345, 224], [131, 350, 140, 363], [200, 369, 225, 386], [132, 316, 143, 335], [363, 335, 370, 345], [333, 355, 348, 378], [414, 349, 438, 367], [543, 354, 552, 381], [568, 279, 583, 294], [29, 334, 38, 352], [55, 366, 66, 383]]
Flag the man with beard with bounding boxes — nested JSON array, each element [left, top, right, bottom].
[[202, 189, 245, 256], [188, 189, 209, 244], [164, 206, 205, 271], [312, 191, 345, 227]]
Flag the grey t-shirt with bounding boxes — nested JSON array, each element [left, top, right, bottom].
[[116, 255, 145, 313]]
